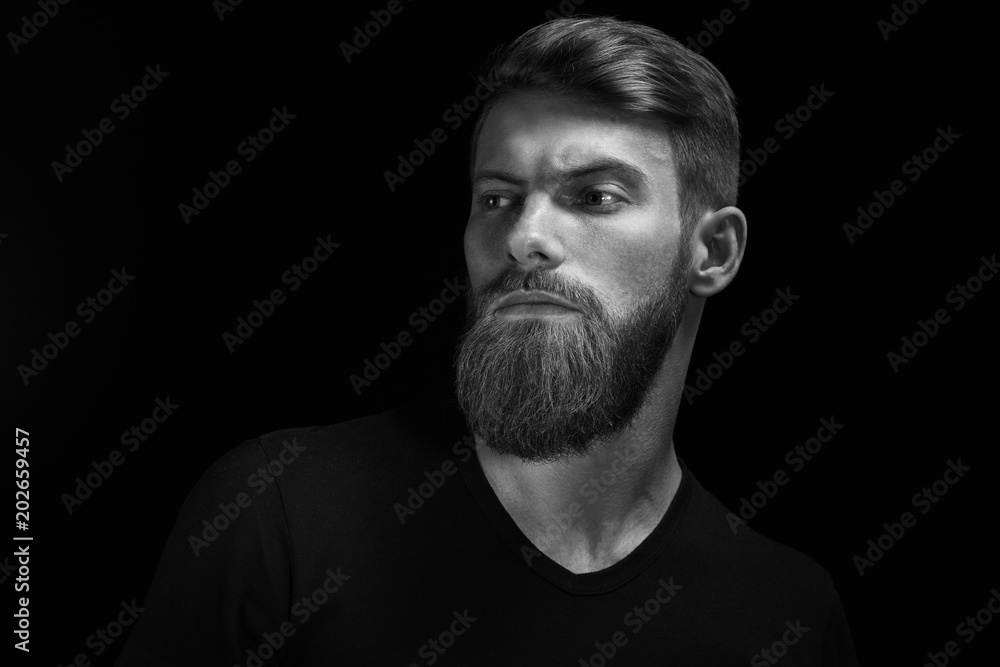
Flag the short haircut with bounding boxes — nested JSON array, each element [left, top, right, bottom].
[[469, 15, 741, 234]]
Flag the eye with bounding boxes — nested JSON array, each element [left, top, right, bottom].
[[481, 193, 519, 210], [577, 189, 625, 209]]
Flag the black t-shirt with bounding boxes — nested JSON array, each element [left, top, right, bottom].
[[116, 398, 860, 666]]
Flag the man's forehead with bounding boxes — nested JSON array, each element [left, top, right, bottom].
[[475, 92, 674, 179]]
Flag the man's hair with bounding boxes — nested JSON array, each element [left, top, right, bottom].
[[470, 15, 741, 234]]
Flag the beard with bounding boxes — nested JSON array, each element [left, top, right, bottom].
[[453, 248, 690, 463]]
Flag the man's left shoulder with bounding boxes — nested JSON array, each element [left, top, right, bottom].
[[681, 466, 840, 599]]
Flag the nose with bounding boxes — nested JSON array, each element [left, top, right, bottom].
[[505, 193, 566, 270]]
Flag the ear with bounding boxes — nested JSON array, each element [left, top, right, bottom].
[[688, 206, 747, 297]]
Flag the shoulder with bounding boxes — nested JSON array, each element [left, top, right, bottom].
[[258, 397, 453, 464], [265, 396, 456, 467], [199, 397, 463, 513], [678, 461, 840, 603], [171, 397, 460, 556]]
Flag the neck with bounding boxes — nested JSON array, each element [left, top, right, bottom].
[[474, 356, 688, 574]]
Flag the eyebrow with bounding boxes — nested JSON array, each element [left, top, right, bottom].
[[472, 169, 528, 189], [472, 157, 650, 190]]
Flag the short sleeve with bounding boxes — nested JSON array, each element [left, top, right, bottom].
[[116, 438, 293, 666]]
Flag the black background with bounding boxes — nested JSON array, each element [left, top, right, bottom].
[[3, 0, 995, 664]]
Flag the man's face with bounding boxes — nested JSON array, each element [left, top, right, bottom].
[[454, 91, 691, 462]]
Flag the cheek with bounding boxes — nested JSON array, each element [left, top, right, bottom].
[[463, 222, 474, 262], [618, 250, 672, 308], [580, 226, 675, 302], [464, 220, 501, 286], [463, 225, 480, 282]]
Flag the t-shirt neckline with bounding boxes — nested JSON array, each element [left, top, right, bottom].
[[438, 398, 693, 596]]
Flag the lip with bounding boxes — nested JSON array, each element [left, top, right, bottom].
[[493, 291, 581, 313]]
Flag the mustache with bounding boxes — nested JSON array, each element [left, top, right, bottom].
[[468, 267, 605, 319]]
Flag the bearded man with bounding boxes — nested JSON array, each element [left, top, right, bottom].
[[117, 15, 860, 666]]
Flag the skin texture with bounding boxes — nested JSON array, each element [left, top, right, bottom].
[[461, 91, 747, 573]]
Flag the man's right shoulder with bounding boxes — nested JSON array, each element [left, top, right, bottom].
[[197, 397, 468, 507]]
